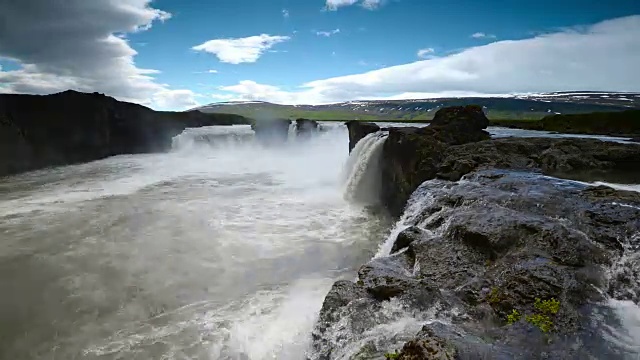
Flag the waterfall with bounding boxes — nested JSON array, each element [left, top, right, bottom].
[[342, 131, 388, 204], [171, 125, 255, 151]]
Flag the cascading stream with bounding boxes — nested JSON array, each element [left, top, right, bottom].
[[341, 131, 388, 205]]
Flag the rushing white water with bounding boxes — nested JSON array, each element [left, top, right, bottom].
[[0, 124, 391, 360], [342, 131, 388, 205]]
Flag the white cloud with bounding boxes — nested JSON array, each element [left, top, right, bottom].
[[153, 89, 200, 109], [325, 0, 384, 10], [207, 69, 218, 74], [0, 0, 195, 110], [214, 16, 640, 104], [282, 9, 290, 18], [192, 34, 290, 64], [361, 0, 383, 9], [417, 48, 435, 58], [471, 32, 497, 39], [316, 29, 341, 37]]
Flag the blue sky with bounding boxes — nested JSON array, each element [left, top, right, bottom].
[[1, 0, 639, 109]]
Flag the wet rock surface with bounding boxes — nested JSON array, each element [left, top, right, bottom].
[[380, 106, 492, 216], [346, 121, 380, 152], [380, 110, 640, 217], [313, 169, 640, 359], [295, 118, 320, 138], [0, 90, 249, 177], [437, 137, 640, 182]]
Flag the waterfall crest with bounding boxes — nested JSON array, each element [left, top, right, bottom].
[[341, 131, 388, 204]]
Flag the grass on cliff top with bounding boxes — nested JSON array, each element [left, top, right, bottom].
[[206, 106, 548, 122]]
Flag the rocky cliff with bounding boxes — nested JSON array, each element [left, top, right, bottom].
[[345, 121, 380, 152], [0, 90, 249, 177], [313, 106, 640, 360]]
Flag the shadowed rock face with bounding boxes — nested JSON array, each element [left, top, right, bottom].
[[380, 106, 492, 216], [345, 121, 380, 152], [0, 90, 249, 177], [295, 118, 319, 138]]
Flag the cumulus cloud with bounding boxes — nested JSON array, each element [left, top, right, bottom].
[[153, 89, 200, 109], [471, 32, 497, 39], [417, 48, 435, 58], [215, 16, 640, 104], [361, 0, 384, 9], [316, 29, 341, 37], [192, 34, 290, 64], [325, 0, 384, 10], [0, 0, 195, 109], [282, 9, 290, 18]]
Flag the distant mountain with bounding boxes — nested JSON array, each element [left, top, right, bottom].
[[194, 92, 640, 121]]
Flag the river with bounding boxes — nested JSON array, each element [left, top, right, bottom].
[[0, 124, 391, 359], [1, 123, 639, 360]]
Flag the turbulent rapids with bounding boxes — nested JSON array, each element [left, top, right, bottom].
[[0, 124, 392, 360], [1, 120, 640, 360]]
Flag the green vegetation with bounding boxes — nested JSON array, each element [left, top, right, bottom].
[[384, 350, 400, 359], [487, 287, 502, 305], [507, 309, 521, 324], [534, 298, 560, 315], [486, 288, 562, 333], [525, 313, 554, 333]]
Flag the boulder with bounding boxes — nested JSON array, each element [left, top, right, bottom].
[[431, 105, 489, 132], [0, 90, 249, 177], [345, 121, 380, 152]]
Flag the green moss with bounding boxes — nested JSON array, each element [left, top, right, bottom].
[[487, 287, 501, 305], [526, 313, 554, 333], [384, 350, 400, 359], [507, 309, 521, 325], [534, 298, 560, 315]]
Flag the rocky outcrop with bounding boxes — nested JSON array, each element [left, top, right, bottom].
[[251, 118, 291, 144], [380, 106, 491, 216], [345, 121, 380, 152], [295, 118, 319, 138], [379, 106, 640, 217], [0, 90, 250, 177], [313, 170, 640, 359], [437, 137, 640, 182], [312, 104, 640, 359], [492, 110, 640, 138]]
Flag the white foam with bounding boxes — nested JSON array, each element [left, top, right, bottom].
[[342, 131, 388, 204]]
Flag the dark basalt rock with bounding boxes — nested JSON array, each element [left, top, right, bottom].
[[436, 137, 640, 182], [0, 90, 250, 177], [312, 170, 640, 359], [345, 121, 380, 152], [380, 115, 640, 216], [315, 105, 640, 359], [390, 226, 425, 254], [295, 118, 319, 138], [251, 118, 291, 144], [380, 106, 492, 216], [431, 105, 489, 131], [396, 325, 457, 360]]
